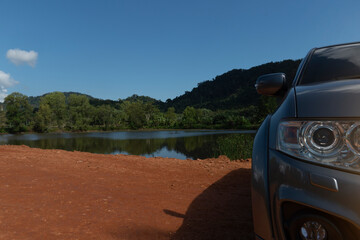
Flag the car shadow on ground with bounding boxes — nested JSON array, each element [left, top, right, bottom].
[[166, 168, 254, 240]]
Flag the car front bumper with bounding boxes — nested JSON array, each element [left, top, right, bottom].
[[268, 149, 360, 239]]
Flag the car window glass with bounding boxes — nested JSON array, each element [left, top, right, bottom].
[[299, 43, 360, 85]]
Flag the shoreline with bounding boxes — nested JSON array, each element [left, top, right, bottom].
[[0, 128, 257, 135]]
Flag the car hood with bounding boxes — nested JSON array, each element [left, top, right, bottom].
[[295, 79, 360, 117]]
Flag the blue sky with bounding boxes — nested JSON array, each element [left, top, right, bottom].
[[0, 0, 360, 102]]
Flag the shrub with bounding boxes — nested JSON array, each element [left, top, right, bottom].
[[217, 134, 254, 160]]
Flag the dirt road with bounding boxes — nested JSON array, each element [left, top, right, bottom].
[[0, 145, 253, 240]]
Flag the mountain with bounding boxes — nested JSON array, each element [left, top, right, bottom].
[[164, 59, 301, 111], [28, 92, 94, 107], [28, 92, 119, 109], [21, 59, 301, 112], [123, 94, 165, 109], [27, 92, 163, 110]]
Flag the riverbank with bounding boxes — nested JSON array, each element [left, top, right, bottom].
[[0, 127, 258, 135], [0, 145, 253, 239]]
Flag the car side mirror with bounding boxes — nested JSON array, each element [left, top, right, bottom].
[[255, 73, 287, 96]]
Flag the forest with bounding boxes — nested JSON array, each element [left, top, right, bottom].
[[0, 59, 301, 133]]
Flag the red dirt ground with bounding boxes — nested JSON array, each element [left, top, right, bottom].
[[0, 145, 253, 240]]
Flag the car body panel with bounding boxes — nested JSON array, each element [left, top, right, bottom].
[[251, 115, 273, 240], [251, 88, 297, 239], [268, 88, 297, 150], [296, 79, 360, 118]]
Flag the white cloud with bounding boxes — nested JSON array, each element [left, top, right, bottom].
[[0, 71, 19, 102], [6, 49, 38, 67], [0, 87, 8, 103], [0, 71, 18, 87]]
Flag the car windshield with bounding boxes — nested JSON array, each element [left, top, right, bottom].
[[299, 43, 360, 85]]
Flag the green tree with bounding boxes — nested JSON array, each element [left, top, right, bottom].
[[67, 94, 92, 131], [33, 104, 52, 132], [92, 105, 119, 130], [165, 107, 177, 128], [121, 100, 146, 129], [0, 105, 6, 132], [40, 92, 66, 128], [143, 102, 163, 127], [257, 95, 278, 122], [4, 92, 33, 133], [237, 116, 251, 128], [197, 108, 214, 126], [182, 106, 198, 128]]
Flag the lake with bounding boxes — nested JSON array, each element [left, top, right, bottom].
[[0, 130, 256, 159]]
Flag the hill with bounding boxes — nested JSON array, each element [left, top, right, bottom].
[[17, 59, 301, 113], [27, 92, 164, 110], [164, 59, 301, 112], [28, 92, 120, 109], [123, 94, 165, 109], [29, 92, 94, 107]]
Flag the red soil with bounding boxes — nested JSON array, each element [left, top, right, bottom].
[[0, 145, 253, 239]]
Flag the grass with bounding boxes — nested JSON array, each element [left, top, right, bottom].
[[217, 134, 254, 160]]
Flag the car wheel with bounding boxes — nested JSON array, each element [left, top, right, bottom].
[[287, 213, 343, 240]]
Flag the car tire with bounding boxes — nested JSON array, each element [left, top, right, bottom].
[[287, 213, 343, 240]]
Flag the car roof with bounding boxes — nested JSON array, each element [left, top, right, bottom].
[[314, 41, 360, 51]]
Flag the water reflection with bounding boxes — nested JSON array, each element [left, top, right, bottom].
[[0, 130, 255, 160]]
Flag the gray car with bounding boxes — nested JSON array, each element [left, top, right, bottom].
[[252, 42, 360, 240]]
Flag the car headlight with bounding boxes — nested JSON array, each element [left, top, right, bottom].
[[277, 120, 360, 172]]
